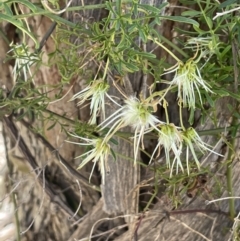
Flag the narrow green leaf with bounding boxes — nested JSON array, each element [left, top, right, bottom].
[[160, 16, 199, 27], [135, 51, 156, 59], [227, 92, 240, 101], [2, 3, 13, 16], [227, 104, 234, 112], [138, 2, 168, 14], [110, 148, 117, 161], [206, 16, 213, 29], [214, 89, 230, 97], [0, 13, 39, 48], [116, 0, 121, 14], [188, 108, 195, 125], [117, 34, 126, 49], [110, 138, 118, 145], [217, 74, 229, 82], [5, 0, 37, 12], [193, 25, 208, 34], [220, 45, 231, 59], [122, 61, 139, 72], [218, 0, 237, 8], [204, 92, 214, 107], [181, 10, 201, 17], [47, 121, 57, 130], [139, 28, 148, 43]]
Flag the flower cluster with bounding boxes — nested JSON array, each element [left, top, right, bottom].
[[69, 52, 220, 183], [8, 43, 39, 83], [164, 59, 213, 109], [70, 79, 118, 124], [181, 127, 222, 174], [100, 96, 161, 164], [70, 120, 222, 182], [186, 37, 219, 58], [150, 124, 183, 175], [150, 125, 222, 176], [68, 134, 111, 184]]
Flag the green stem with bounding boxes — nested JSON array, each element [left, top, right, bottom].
[[178, 101, 185, 130], [116, 125, 239, 139], [157, 34, 189, 59], [148, 36, 181, 62], [163, 100, 169, 123], [198, 126, 238, 136], [3, 131, 21, 241], [12, 193, 21, 241], [103, 57, 110, 80], [15, 1, 133, 19], [226, 34, 240, 219], [144, 173, 158, 212], [226, 150, 235, 219]]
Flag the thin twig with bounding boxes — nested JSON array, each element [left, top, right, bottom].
[[19, 118, 100, 192], [3, 115, 80, 221], [3, 130, 21, 241]]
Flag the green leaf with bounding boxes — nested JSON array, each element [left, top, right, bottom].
[[105, 1, 117, 16], [115, 0, 121, 15], [227, 92, 240, 101], [138, 3, 168, 14], [47, 121, 57, 130], [122, 61, 139, 72], [16, 110, 28, 121], [230, 123, 238, 138], [193, 25, 208, 34], [204, 92, 214, 107], [117, 34, 126, 49], [217, 74, 229, 82], [206, 16, 213, 29], [110, 138, 118, 145], [110, 148, 117, 161], [5, 0, 37, 12], [188, 108, 195, 125], [214, 89, 230, 97], [227, 104, 234, 112], [0, 13, 39, 48], [134, 51, 156, 59], [181, 10, 201, 17], [2, 3, 13, 16], [139, 28, 148, 43], [219, 45, 231, 59], [218, 0, 237, 8], [159, 16, 199, 27]]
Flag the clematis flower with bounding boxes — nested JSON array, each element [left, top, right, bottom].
[[181, 127, 222, 174], [186, 37, 220, 65], [186, 37, 218, 55], [150, 123, 183, 177], [8, 42, 39, 83], [164, 59, 213, 109], [70, 79, 119, 125], [68, 133, 111, 184], [100, 96, 162, 165]]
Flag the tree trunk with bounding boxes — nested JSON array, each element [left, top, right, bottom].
[[0, 1, 238, 241]]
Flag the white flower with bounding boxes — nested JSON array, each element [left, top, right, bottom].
[[165, 59, 213, 109], [70, 79, 119, 125], [150, 123, 183, 177], [8, 43, 39, 83], [68, 134, 111, 184], [186, 37, 218, 55], [181, 127, 222, 174], [186, 37, 220, 64], [100, 96, 162, 164]]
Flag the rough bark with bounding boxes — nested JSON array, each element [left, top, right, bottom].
[[0, 1, 238, 241], [2, 1, 101, 240]]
